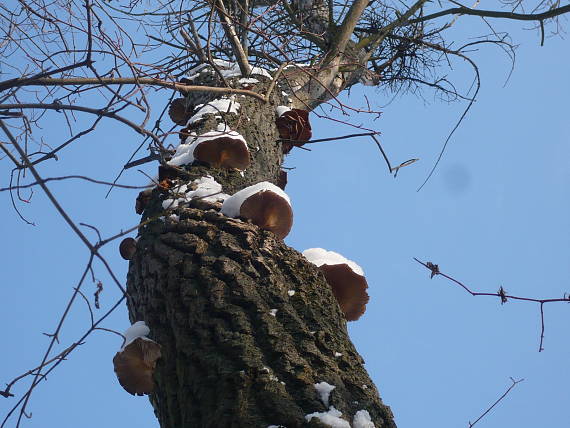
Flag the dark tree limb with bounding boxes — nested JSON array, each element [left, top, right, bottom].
[[409, 3, 570, 24]]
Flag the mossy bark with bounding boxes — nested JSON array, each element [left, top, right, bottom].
[[126, 71, 396, 427]]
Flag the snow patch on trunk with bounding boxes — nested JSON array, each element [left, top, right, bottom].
[[314, 382, 335, 407], [162, 176, 229, 209], [305, 407, 350, 428], [353, 410, 375, 428]]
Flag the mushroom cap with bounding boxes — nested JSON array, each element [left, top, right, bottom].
[[193, 135, 250, 170], [158, 165, 181, 182], [135, 189, 153, 215], [239, 190, 293, 239], [276, 108, 312, 153], [119, 237, 137, 260], [319, 263, 369, 321], [113, 337, 161, 396], [221, 182, 293, 239], [168, 126, 250, 170], [168, 98, 191, 125], [302, 248, 368, 321]]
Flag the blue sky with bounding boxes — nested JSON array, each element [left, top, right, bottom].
[[1, 17, 569, 428]]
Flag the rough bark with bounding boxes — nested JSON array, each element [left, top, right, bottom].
[[126, 70, 396, 427]]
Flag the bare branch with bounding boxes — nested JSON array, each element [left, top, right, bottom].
[[469, 378, 524, 427], [409, 3, 570, 25], [414, 258, 570, 351]]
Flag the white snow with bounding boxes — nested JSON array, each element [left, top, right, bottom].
[[305, 407, 350, 428], [186, 97, 241, 125], [302, 248, 364, 276], [287, 290, 296, 296], [168, 124, 248, 168], [275, 105, 292, 117], [186, 60, 272, 80], [162, 198, 182, 210], [314, 382, 335, 407], [221, 181, 291, 218], [334, 352, 342, 357], [212, 59, 272, 79], [353, 410, 375, 428], [269, 309, 278, 317], [187, 175, 228, 201], [122, 321, 150, 350], [161, 176, 229, 210], [362, 385, 368, 390], [184, 63, 209, 81], [238, 77, 260, 84]]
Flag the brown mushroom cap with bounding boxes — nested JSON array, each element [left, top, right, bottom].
[[113, 338, 162, 396], [276, 108, 312, 154], [168, 98, 192, 125], [239, 190, 293, 239], [158, 164, 181, 182], [135, 189, 153, 215], [193, 136, 250, 170], [119, 237, 137, 260], [318, 264, 369, 321]]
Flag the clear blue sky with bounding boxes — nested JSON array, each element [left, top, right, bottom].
[[1, 18, 569, 428]]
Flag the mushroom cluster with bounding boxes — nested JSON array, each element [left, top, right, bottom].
[[113, 321, 162, 396], [303, 248, 369, 321], [221, 181, 293, 239]]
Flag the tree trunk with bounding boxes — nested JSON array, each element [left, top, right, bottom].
[[126, 73, 396, 427]]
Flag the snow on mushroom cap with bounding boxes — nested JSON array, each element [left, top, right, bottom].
[[275, 105, 292, 117], [186, 96, 240, 125], [302, 248, 364, 276], [114, 321, 161, 396], [221, 182, 290, 218], [221, 182, 293, 239], [303, 248, 369, 321], [168, 124, 248, 169], [122, 321, 150, 349]]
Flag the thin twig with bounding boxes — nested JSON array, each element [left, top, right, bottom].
[[469, 378, 524, 427], [414, 258, 570, 351]]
